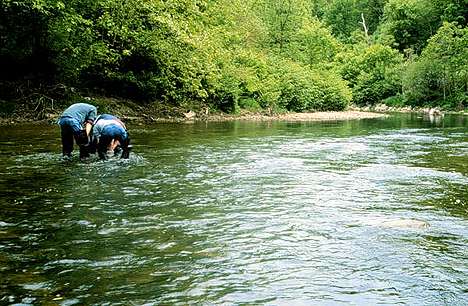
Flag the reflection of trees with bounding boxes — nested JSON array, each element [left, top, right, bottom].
[[426, 182, 467, 217], [404, 119, 467, 217], [0, 165, 70, 303], [408, 127, 468, 176]]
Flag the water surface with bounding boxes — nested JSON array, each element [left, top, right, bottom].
[[0, 113, 467, 305]]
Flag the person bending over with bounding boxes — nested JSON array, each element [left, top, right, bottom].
[[92, 114, 131, 160], [58, 102, 97, 159]]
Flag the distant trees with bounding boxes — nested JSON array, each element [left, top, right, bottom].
[[319, 0, 467, 108], [1, 0, 467, 113], [376, 0, 439, 53], [403, 22, 468, 108], [320, 0, 386, 41], [337, 44, 403, 106]]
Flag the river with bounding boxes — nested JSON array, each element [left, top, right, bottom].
[[0, 113, 467, 305]]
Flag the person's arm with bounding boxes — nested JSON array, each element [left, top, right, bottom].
[[109, 139, 120, 152], [96, 139, 119, 160], [84, 106, 98, 137], [85, 122, 93, 137]]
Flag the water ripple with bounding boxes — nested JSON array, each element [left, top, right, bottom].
[[0, 117, 467, 305]]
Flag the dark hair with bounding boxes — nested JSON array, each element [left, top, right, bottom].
[[120, 135, 131, 159], [97, 135, 112, 160], [98, 135, 112, 150], [75, 130, 89, 145]]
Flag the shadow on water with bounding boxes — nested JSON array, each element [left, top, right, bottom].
[[0, 113, 467, 305]]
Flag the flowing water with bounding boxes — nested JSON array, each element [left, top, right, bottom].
[[0, 113, 467, 305]]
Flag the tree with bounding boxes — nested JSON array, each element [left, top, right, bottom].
[[377, 0, 468, 54], [0, 0, 59, 80], [321, 0, 386, 41], [287, 18, 341, 66], [259, 0, 309, 53], [337, 43, 403, 105], [403, 22, 468, 108]]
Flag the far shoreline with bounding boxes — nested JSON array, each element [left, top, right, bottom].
[[1, 98, 466, 126], [195, 110, 389, 122], [0, 110, 388, 126]]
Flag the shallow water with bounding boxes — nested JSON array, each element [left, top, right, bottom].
[[0, 113, 467, 305]]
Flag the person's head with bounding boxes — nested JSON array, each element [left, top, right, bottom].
[[74, 129, 89, 146], [97, 134, 113, 156], [120, 134, 131, 159]]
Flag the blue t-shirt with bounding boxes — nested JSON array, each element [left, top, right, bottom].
[[92, 114, 127, 142], [61, 103, 97, 124]]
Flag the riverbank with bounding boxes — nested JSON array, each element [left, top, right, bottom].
[[0, 107, 388, 125], [1, 96, 466, 125], [0, 110, 389, 125], [0, 96, 391, 124], [204, 110, 388, 122], [352, 103, 468, 115]]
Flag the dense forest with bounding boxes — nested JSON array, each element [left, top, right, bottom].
[[1, 0, 467, 116]]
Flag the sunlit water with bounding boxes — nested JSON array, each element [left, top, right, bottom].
[[0, 113, 467, 305]]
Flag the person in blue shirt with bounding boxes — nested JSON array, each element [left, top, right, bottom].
[[58, 102, 97, 158], [91, 114, 131, 160]]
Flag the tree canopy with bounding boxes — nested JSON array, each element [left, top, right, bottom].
[[1, 0, 467, 113]]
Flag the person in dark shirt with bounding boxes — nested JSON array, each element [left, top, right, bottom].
[[58, 102, 97, 158]]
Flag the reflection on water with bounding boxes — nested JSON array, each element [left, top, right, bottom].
[[0, 113, 467, 305]]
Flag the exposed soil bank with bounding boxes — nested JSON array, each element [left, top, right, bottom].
[[0, 107, 388, 125], [2, 96, 466, 126], [0, 95, 391, 124]]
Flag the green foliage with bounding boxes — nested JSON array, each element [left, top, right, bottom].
[[1, 0, 467, 113], [321, 0, 386, 41], [238, 98, 262, 111], [260, 0, 309, 53], [191, 0, 351, 113], [87, 97, 111, 114], [377, 0, 439, 53], [402, 22, 468, 109], [287, 18, 341, 66], [377, 0, 468, 54], [435, 0, 468, 25], [383, 94, 405, 107], [276, 60, 351, 111], [45, 0, 207, 102], [337, 44, 403, 105], [0, 0, 56, 80]]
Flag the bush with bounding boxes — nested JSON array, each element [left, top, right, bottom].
[[336, 43, 403, 106], [402, 22, 468, 108], [277, 60, 351, 112], [383, 95, 405, 107]]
